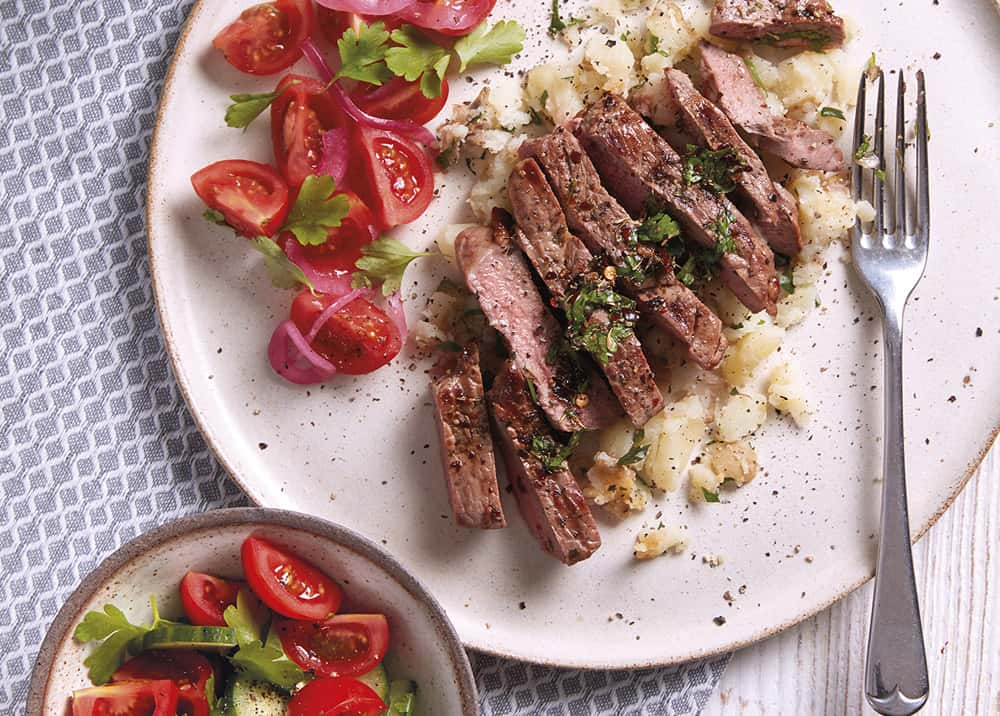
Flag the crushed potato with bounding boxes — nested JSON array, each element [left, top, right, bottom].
[[706, 441, 758, 486], [768, 360, 811, 426], [584, 452, 648, 518], [634, 524, 688, 559], [720, 325, 784, 386], [715, 391, 768, 442], [688, 463, 723, 502], [640, 395, 706, 491]]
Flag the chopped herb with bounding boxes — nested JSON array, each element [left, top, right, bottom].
[[744, 56, 765, 88], [618, 429, 649, 466], [779, 269, 795, 295], [635, 212, 681, 246], [561, 277, 637, 365], [682, 145, 747, 194], [549, 0, 566, 34], [855, 134, 872, 161], [525, 375, 538, 403], [820, 106, 846, 120], [529, 432, 580, 472], [615, 252, 654, 284], [761, 29, 830, 52], [866, 52, 880, 82], [352, 237, 432, 296], [729, 387, 739, 396], [874, 168, 886, 182], [709, 210, 736, 255], [702, 488, 721, 503]]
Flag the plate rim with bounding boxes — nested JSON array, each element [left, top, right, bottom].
[[145, 0, 1000, 670]]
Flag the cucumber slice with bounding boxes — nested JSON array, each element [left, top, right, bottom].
[[141, 624, 237, 652], [355, 663, 389, 701], [385, 679, 417, 715], [228, 677, 289, 716]]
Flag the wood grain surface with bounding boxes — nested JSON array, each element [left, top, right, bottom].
[[701, 446, 998, 715]]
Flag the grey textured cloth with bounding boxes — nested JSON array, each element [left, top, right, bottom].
[[0, 1, 729, 712]]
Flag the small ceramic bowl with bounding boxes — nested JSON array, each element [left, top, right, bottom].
[[26, 508, 478, 715]]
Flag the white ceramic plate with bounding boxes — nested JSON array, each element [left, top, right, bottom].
[[147, 1, 1000, 668]]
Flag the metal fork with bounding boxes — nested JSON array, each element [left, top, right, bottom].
[[851, 69, 930, 715]]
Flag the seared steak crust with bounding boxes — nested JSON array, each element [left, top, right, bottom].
[[431, 344, 506, 529], [455, 223, 618, 432], [574, 93, 779, 315], [710, 0, 845, 49], [488, 361, 601, 565], [521, 129, 727, 368], [507, 158, 665, 426], [699, 42, 845, 172]]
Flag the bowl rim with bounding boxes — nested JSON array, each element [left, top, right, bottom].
[[24, 507, 480, 715]]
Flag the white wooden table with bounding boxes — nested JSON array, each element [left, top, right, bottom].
[[702, 445, 998, 715]]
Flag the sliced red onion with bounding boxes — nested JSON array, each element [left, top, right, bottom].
[[305, 288, 367, 342], [300, 39, 437, 149], [268, 320, 338, 385], [385, 291, 408, 338], [281, 237, 355, 296], [318, 128, 350, 187], [315, 0, 413, 14]]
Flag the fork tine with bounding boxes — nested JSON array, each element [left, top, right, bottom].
[[915, 70, 929, 239], [894, 72, 907, 236], [852, 73, 866, 204], [874, 71, 886, 235]]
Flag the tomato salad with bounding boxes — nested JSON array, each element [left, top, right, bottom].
[[71, 535, 414, 716], [192, 0, 524, 385]]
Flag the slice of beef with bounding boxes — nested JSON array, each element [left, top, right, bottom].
[[507, 158, 665, 427], [632, 69, 802, 256], [520, 129, 727, 369], [699, 41, 845, 172], [431, 344, 506, 529], [710, 0, 845, 50], [573, 93, 779, 315], [455, 223, 618, 433], [488, 360, 601, 565]]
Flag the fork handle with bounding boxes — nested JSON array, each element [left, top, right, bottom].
[[865, 306, 929, 715]]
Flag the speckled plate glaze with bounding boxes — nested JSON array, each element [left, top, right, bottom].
[[146, 1, 1000, 668], [25, 509, 478, 715]]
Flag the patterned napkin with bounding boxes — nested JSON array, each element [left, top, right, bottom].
[[0, 1, 729, 712]]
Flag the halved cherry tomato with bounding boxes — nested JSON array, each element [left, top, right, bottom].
[[291, 191, 376, 282], [290, 290, 403, 375], [241, 535, 342, 621], [112, 651, 213, 716], [213, 0, 315, 76], [352, 125, 434, 229], [72, 680, 179, 716], [277, 614, 389, 678], [352, 76, 450, 126], [179, 572, 242, 627], [318, 8, 402, 45], [191, 160, 290, 238], [288, 677, 386, 716], [271, 75, 346, 188], [393, 0, 498, 36]]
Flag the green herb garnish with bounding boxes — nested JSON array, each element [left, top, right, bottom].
[[618, 429, 650, 466], [635, 212, 681, 246], [281, 175, 351, 247], [702, 488, 721, 503], [820, 106, 846, 120], [682, 145, 747, 194], [529, 432, 581, 472], [352, 237, 432, 296]]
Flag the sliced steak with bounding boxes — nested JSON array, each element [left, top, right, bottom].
[[488, 360, 601, 565], [455, 223, 618, 433], [699, 41, 845, 172], [574, 93, 779, 315], [710, 0, 845, 50], [632, 69, 802, 256], [431, 344, 506, 529], [521, 129, 727, 368], [507, 158, 665, 426]]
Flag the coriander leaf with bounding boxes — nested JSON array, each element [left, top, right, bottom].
[[453, 21, 526, 72], [561, 277, 637, 365], [709, 210, 736, 256], [635, 212, 681, 246], [282, 175, 351, 247], [337, 21, 393, 85], [250, 236, 315, 292], [73, 604, 151, 685], [819, 106, 846, 120], [223, 589, 269, 647], [702, 487, 721, 503], [529, 432, 580, 473], [353, 237, 432, 296], [549, 0, 566, 34], [618, 429, 649, 466], [615, 252, 653, 284], [225, 89, 283, 130], [386, 26, 450, 99], [203, 208, 229, 227], [682, 145, 747, 194], [230, 625, 306, 691]]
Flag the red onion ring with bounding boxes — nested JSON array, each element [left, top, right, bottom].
[[314, 0, 413, 14], [301, 39, 437, 149], [318, 128, 350, 187], [268, 320, 338, 385], [281, 236, 356, 296], [305, 288, 368, 342]]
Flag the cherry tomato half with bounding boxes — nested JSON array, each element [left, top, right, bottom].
[[179, 572, 242, 627], [213, 0, 315, 76], [290, 290, 403, 375], [191, 160, 290, 238], [352, 124, 434, 229], [271, 74, 346, 189], [241, 535, 342, 621], [352, 76, 450, 126], [288, 677, 386, 716], [72, 680, 179, 716], [277, 614, 389, 678], [393, 0, 498, 36], [290, 191, 376, 282], [112, 651, 214, 716]]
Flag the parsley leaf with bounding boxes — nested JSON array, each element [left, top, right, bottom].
[[223, 589, 269, 646], [618, 429, 650, 466], [562, 277, 637, 365], [453, 21, 525, 72], [682, 145, 747, 194], [203, 208, 228, 227], [635, 212, 681, 246], [615, 252, 653, 284], [353, 237, 432, 296], [385, 26, 451, 98], [709, 210, 736, 255], [337, 21, 394, 85], [529, 432, 580, 472], [250, 236, 315, 292], [281, 175, 351, 247], [225, 589, 306, 691], [225, 88, 285, 130], [702, 487, 721, 503], [820, 106, 846, 120], [549, 0, 566, 34], [855, 134, 873, 161]]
